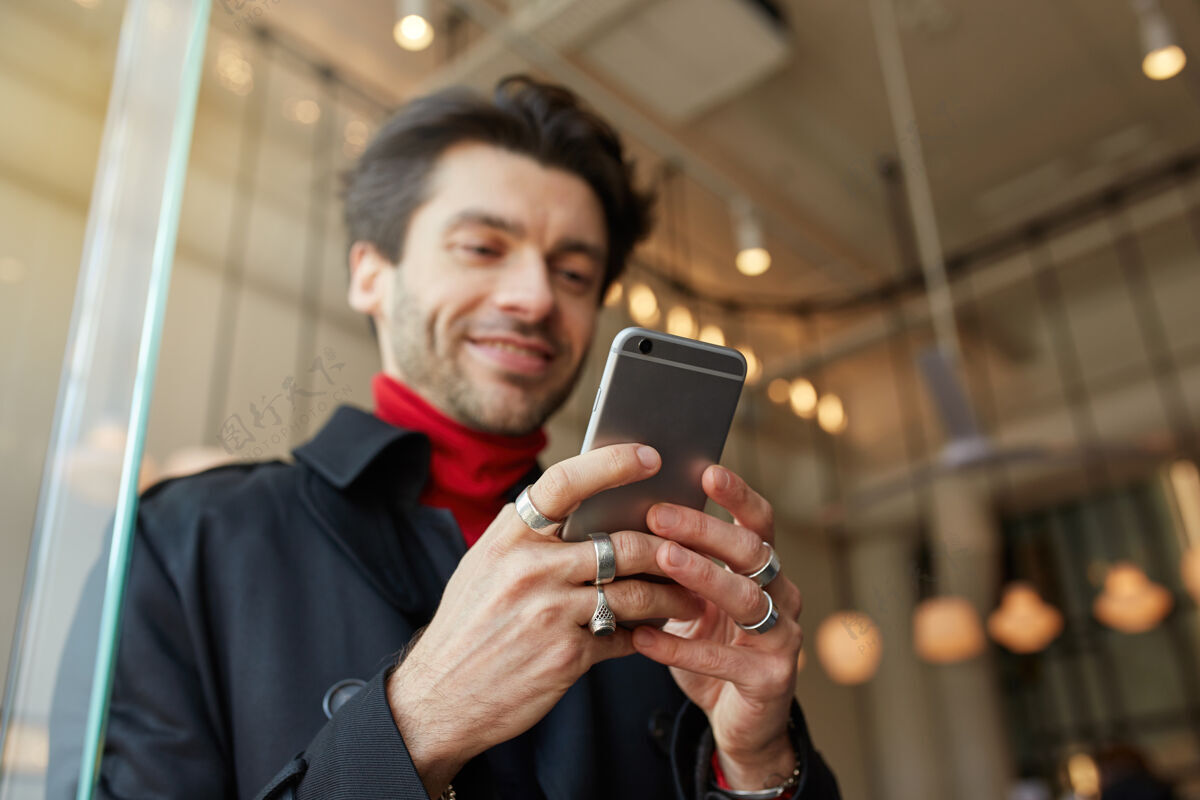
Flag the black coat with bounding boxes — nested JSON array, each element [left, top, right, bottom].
[[52, 406, 840, 799]]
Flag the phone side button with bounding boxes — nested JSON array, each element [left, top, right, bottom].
[[592, 389, 601, 413]]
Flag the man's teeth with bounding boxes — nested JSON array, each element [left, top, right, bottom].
[[483, 341, 546, 358]]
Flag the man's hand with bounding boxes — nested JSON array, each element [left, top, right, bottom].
[[633, 465, 804, 792], [386, 443, 704, 798]]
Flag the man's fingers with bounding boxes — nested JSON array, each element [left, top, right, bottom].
[[775, 578, 804, 622], [656, 541, 780, 630], [564, 531, 669, 584], [584, 628, 638, 662], [524, 444, 660, 534], [702, 465, 774, 542], [631, 627, 799, 700], [573, 579, 703, 627], [647, 504, 766, 575], [630, 627, 748, 682]]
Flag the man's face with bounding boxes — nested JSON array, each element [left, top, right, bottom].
[[364, 142, 608, 436]]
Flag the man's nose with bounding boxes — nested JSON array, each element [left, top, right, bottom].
[[492, 247, 555, 322]]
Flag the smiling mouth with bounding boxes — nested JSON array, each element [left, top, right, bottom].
[[467, 337, 558, 376], [473, 339, 553, 361]]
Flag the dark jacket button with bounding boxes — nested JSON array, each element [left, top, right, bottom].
[[321, 678, 366, 719], [648, 707, 672, 757]]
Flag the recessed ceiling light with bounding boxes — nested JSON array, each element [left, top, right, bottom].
[[394, 0, 434, 51]]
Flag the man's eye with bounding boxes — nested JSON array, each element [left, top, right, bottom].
[[457, 242, 502, 259], [555, 267, 596, 292]]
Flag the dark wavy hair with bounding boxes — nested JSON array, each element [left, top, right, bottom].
[[342, 75, 655, 299]]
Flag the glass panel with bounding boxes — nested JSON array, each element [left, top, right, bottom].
[[0, 0, 129, 791], [0, 1, 210, 797]]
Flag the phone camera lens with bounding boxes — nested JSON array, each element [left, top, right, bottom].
[[637, 338, 653, 355]]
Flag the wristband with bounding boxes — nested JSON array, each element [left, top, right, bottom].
[[709, 748, 801, 799]]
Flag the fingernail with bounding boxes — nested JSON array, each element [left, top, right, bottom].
[[654, 506, 678, 529], [666, 542, 687, 567], [637, 446, 659, 469], [713, 467, 730, 490], [633, 627, 654, 647]]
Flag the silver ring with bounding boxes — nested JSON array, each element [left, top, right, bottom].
[[736, 591, 779, 635], [589, 533, 616, 585], [515, 487, 560, 534], [746, 542, 781, 587], [590, 585, 617, 636]]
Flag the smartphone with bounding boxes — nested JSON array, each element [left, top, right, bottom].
[[560, 327, 746, 542]]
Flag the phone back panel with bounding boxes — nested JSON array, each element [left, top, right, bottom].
[[560, 328, 746, 542]]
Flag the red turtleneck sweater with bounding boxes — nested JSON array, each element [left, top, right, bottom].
[[372, 373, 546, 547]]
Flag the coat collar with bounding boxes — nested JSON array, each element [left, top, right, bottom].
[[289, 404, 543, 619], [292, 405, 430, 505], [292, 405, 449, 617]]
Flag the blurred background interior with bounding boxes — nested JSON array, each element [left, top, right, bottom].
[[2, 0, 1200, 798]]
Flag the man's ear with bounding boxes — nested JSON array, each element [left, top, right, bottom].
[[347, 241, 393, 316]]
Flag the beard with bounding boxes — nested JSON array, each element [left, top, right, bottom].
[[386, 288, 585, 436]]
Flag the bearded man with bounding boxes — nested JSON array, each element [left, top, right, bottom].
[[55, 76, 841, 800]]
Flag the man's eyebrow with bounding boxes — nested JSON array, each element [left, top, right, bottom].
[[444, 210, 525, 237], [551, 238, 606, 266]]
